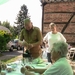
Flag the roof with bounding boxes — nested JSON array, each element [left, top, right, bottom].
[[0, 26, 11, 33], [41, 0, 75, 4]]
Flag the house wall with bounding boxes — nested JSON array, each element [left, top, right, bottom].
[[42, 1, 75, 45]]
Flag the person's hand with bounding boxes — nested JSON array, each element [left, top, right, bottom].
[[20, 67, 27, 74], [18, 40, 29, 47], [21, 66, 35, 75], [25, 66, 32, 71], [28, 44, 34, 49], [22, 40, 28, 47]]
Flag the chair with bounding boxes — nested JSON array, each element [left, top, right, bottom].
[[67, 48, 75, 60]]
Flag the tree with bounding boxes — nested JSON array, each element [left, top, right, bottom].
[[0, 21, 1, 25], [9, 26, 16, 39], [2, 21, 10, 29], [1, 21, 17, 39], [15, 4, 29, 34]]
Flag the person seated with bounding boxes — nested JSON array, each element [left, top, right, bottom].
[[20, 41, 74, 75]]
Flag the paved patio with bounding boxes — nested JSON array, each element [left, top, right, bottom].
[[0, 50, 23, 60]]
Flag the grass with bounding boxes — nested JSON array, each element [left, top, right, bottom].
[[1, 55, 22, 64]]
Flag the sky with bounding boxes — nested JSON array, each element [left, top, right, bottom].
[[0, 0, 42, 30]]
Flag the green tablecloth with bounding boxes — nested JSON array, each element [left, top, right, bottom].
[[2, 59, 51, 75]]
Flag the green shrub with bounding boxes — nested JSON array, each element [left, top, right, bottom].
[[0, 30, 11, 52]]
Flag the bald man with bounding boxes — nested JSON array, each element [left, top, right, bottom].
[[19, 18, 42, 58]]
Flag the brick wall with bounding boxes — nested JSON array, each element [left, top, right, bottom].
[[44, 2, 75, 12], [42, 1, 75, 44], [64, 23, 75, 33], [44, 13, 72, 22]]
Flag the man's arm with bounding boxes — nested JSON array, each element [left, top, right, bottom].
[[19, 30, 29, 47], [59, 32, 66, 42], [25, 70, 44, 75], [18, 40, 28, 47], [21, 66, 45, 75], [26, 66, 46, 74], [30, 68, 46, 74], [32, 28, 43, 47]]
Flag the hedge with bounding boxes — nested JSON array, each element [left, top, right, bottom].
[[0, 30, 11, 52]]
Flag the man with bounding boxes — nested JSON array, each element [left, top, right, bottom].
[[20, 41, 73, 75], [19, 18, 42, 58]]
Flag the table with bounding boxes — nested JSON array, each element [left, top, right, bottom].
[[1, 59, 51, 75]]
